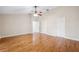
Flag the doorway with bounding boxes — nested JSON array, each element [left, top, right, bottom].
[[57, 16, 65, 37]]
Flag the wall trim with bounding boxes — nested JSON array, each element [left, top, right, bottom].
[[41, 32, 79, 41], [65, 36, 79, 41], [1, 33, 32, 39], [1, 32, 79, 41]]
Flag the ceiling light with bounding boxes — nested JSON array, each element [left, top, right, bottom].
[[33, 13, 38, 17], [33, 6, 43, 16]]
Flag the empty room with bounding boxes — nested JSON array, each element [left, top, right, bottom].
[[0, 6, 79, 52]]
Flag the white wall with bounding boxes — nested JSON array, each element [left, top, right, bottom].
[[0, 14, 32, 38], [0, 15, 3, 38], [0, 7, 79, 41], [65, 7, 79, 40], [40, 13, 58, 36], [40, 6, 79, 41], [0, 16, 1, 38], [32, 16, 41, 33]]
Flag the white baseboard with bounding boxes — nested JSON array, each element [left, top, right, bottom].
[[41, 32, 79, 41], [1, 32, 79, 41], [1, 33, 32, 39], [65, 36, 79, 41]]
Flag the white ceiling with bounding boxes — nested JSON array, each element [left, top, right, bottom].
[[0, 6, 57, 14]]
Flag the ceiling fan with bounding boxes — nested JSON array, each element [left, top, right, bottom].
[[33, 6, 49, 17]]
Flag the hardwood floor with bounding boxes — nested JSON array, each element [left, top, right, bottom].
[[0, 33, 79, 52]]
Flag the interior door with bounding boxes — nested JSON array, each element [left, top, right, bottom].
[[32, 16, 40, 45], [57, 16, 65, 37]]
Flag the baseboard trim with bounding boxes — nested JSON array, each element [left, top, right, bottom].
[[41, 33, 79, 41], [1, 33, 79, 41], [1, 33, 32, 39], [65, 36, 79, 41]]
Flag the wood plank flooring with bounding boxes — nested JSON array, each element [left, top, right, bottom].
[[0, 33, 79, 52]]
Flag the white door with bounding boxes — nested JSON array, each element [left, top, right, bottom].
[[32, 20, 40, 45], [32, 21, 40, 33], [57, 17, 65, 37]]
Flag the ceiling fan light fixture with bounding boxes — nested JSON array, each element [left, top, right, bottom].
[[33, 13, 38, 17]]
